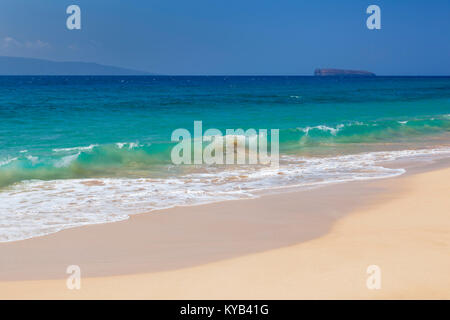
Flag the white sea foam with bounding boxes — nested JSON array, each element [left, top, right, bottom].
[[53, 144, 98, 153], [0, 157, 18, 167], [26, 155, 39, 165], [1, 147, 450, 242], [116, 142, 142, 149], [54, 152, 80, 168], [298, 124, 345, 136], [297, 122, 375, 136], [116, 142, 127, 149]]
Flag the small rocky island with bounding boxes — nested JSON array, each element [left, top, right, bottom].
[[314, 68, 376, 77]]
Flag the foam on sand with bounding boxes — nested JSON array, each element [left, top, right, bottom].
[[1, 147, 449, 242]]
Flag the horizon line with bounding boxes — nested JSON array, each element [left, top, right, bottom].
[[0, 74, 449, 77]]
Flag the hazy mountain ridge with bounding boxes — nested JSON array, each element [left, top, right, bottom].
[[0, 56, 151, 75]]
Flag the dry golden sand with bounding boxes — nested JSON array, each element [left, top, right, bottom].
[[0, 167, 449, 299]]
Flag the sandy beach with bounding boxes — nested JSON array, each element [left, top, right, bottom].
[[1, 0, 450, 303], [0, 162, 449, 299]]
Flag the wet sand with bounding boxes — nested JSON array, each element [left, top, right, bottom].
[[0, 160, 449, 299]]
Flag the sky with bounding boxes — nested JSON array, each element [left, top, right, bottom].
[[0, 0, 449, 75]]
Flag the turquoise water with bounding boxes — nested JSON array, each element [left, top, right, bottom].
[[1, 76, 450, 241]]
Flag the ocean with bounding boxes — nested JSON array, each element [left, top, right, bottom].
[[1, 76, 450, 242]]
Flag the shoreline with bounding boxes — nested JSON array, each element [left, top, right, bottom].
[[2, 145, 450, 244], [0, 170, 389, 280], [0, 159, 449, 299]]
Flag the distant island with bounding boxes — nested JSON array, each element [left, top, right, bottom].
[[314, 68, 376, 77], [0, 56, 151, 76]]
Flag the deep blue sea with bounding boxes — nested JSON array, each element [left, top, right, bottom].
[[1, 76, 450, 241]]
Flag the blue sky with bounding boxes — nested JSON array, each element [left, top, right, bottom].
[[0, 0, 449, 75]]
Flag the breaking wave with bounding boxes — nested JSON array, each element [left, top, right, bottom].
[[1, 146, 450, 242]]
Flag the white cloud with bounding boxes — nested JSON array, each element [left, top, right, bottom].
[[25, 40, 49, 48], [2, 36, 22, 48], [2, 36, 49, 49]]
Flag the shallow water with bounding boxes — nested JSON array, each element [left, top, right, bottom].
[[1, 76, 449, 241]]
